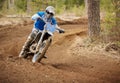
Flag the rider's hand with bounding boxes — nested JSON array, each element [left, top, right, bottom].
[[59, 29, 65, 33]]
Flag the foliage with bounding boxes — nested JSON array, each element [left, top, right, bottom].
[[100, 0, 120, 42], [15, 0, 27, 12], [0, 0, 85, 14], [64, 0, 84, 9], [68, 5, 85, 16], [100, 0, 114, 12], [0, 0, 5, 10]]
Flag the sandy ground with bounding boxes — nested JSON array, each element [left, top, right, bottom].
[[0, 18, 120, 83]]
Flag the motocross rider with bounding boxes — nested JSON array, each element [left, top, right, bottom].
[[19, 6, 64, 58]]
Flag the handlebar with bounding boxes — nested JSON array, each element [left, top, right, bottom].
[[38, 16, 65, 33]]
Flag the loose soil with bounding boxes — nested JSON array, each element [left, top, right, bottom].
[[0, 18, 120, 83]]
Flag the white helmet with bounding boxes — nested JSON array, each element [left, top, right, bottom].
[[45, 6, 55, 16]]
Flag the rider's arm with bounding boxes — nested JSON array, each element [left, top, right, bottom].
[[55, 24, 65, 33], [51, 18, 65, 33], [31, 14, 41, 21]]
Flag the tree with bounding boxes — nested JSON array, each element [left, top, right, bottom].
[[109, 0, 120, 41], [113, 0, 120, 28], [15, 0, 27, 12], [84, 0, 88, 14], [8, 0, 15, 9], [0, 0, 5, 10], [27, 0, 31, 14], [87, 0, 100, 41]]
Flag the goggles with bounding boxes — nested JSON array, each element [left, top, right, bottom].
[[46, 10, 54, 16]]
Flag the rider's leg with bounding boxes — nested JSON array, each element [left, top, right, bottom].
[[19, 28, 39, 58]]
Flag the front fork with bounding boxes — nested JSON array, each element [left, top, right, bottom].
[[35, 29, 46, 53]]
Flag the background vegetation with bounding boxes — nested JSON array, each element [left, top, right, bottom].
[[0, 0, 85, 15], [0, 0, 119, 43], [0, 0, 116, 17]]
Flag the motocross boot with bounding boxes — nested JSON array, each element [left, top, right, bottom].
[[19, 37, 33, 58]]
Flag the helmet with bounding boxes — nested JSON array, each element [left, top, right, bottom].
[[45, 6, 55, 16]]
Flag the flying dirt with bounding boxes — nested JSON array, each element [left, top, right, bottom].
[[0, 17, 120, 83]]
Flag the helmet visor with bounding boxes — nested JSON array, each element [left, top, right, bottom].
[[46, 10, 54, 16]]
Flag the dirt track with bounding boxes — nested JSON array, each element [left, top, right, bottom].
[[0, 18, 120, 83]]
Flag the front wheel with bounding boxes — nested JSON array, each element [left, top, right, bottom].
[[32, 38, 52, 63]]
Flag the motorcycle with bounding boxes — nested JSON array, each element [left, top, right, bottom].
[[23, 18, 64, 63]]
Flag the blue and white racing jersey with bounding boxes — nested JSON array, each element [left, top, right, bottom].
[[31, 11, 57, 35]]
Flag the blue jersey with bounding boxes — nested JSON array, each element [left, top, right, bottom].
[[32, 11, 57, 31]]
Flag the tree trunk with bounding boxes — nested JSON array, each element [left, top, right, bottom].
[[8, 0, 10, 9], [84, 0, 88, 14], [8, 0, 14, 9], [27, 0, 31, 14], [87, 0, 100, 41]]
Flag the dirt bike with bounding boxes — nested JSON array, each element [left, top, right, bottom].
[[24, 19, 64, 63]]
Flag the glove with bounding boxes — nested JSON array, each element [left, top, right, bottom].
[[59, 29, 65, 33]]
